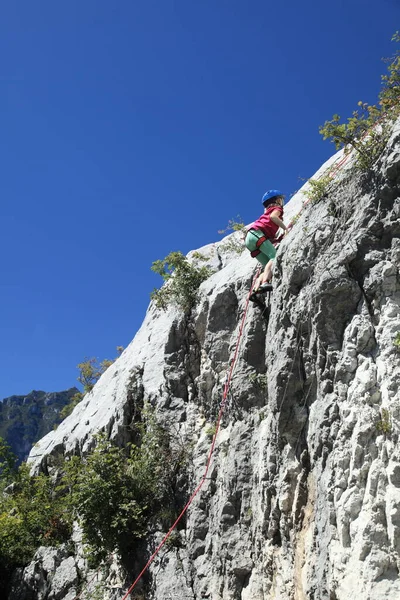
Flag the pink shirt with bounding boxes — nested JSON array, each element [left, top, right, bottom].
[[250, 205, 284, 239]]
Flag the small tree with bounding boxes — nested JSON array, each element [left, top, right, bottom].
[[319, 103, 390, 170], [77, 347, 124, 394], [150, 251, 212, 312], [65, 408, 189, 565], [59, 347, 125, 420], [319, 32, 400, 170]]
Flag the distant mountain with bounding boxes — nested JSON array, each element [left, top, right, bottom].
[[0, 388, 79, 464]]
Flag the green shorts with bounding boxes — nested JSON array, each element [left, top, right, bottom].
[[245, 229, 276, 266]]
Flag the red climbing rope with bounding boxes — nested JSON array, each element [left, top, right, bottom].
[[120, 274, 259, 599]]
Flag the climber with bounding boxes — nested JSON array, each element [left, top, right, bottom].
[[244, 189, 288, 296]]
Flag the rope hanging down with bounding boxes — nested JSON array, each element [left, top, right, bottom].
[[120, 273, 259, 599]]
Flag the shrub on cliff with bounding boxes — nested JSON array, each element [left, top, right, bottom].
[[319, 32, 400, 170], [150, 250, 212, 312], [60, 390, 84, 419], [0, 405, 189, 582], [61, 348, 126, 420], [0, 454, 73, 593], [77, 356, 116, 393], [218, 216, 246, 254], [65, 408, 189, 565]]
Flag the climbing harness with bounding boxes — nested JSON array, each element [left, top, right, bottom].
[[249, 232, 268, 258]]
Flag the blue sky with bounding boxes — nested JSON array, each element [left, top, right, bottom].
[[0, 0, 399, 399]]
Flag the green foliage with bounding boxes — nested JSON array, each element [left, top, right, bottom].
[[394, 332, 400, 350], [77, 347, 123, 394], [77, 358, 106, 393], [218, 216, 247, 254], [60, 391, 84, 420], [380, 32, 400, 111], [218, 215, 246, 235], [290, 213, 301, 226], [319, 33, 400, 170], [376, 408, 391, 435], [163, 530, 183, 550], [249, 372, 268, 391], [304, 174, 334, 204], [205, 424, 217, 439], [0, 438, 17, 484], [0, 403, 190, 588], [64, 408, 189, 565], [191, 251, 208, 261], [65, 436, 154, 563], [0, 463, 73, 588], [319, 105, 391, 170], [150, 251, 212, 312]]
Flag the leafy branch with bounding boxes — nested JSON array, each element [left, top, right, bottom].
[[150, 251, 212, 312], [319, 32, 400, 170]]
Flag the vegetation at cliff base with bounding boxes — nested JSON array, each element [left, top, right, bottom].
[[0, 439, 74, 593], [65, 419, 185, 564], [0, 404, 189, 588]]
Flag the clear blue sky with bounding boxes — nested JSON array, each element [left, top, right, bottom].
[[0, 0, 398, 399]]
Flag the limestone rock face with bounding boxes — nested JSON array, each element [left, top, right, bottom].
[[17, 120, 400, 600]]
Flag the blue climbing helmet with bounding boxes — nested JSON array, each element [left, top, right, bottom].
[[262, 189, 284, 206]]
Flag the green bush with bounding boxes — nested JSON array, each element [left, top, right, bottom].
[[0, 460, 73, 592], [205, 424, 217, 439], [320, 105, 392, 171], [249, 372, 268, 391], [60, 391, 84, 420], [65, 436, 155, 564], [376, 408, 391, 435], [0, 437, 17, 484], [394, 332, 400, 350], [319, 32, 400, 170], [150, 251, 212, 312], [64, 409, 189, 565], [0, 406, 190, 583], [77, 357, 114, 393], [218, 216, 246, 235], [60, 350, 124, 420], [73, 347, 124, 398]]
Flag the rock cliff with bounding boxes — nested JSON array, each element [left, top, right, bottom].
[[11, 120, 400, 599]]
